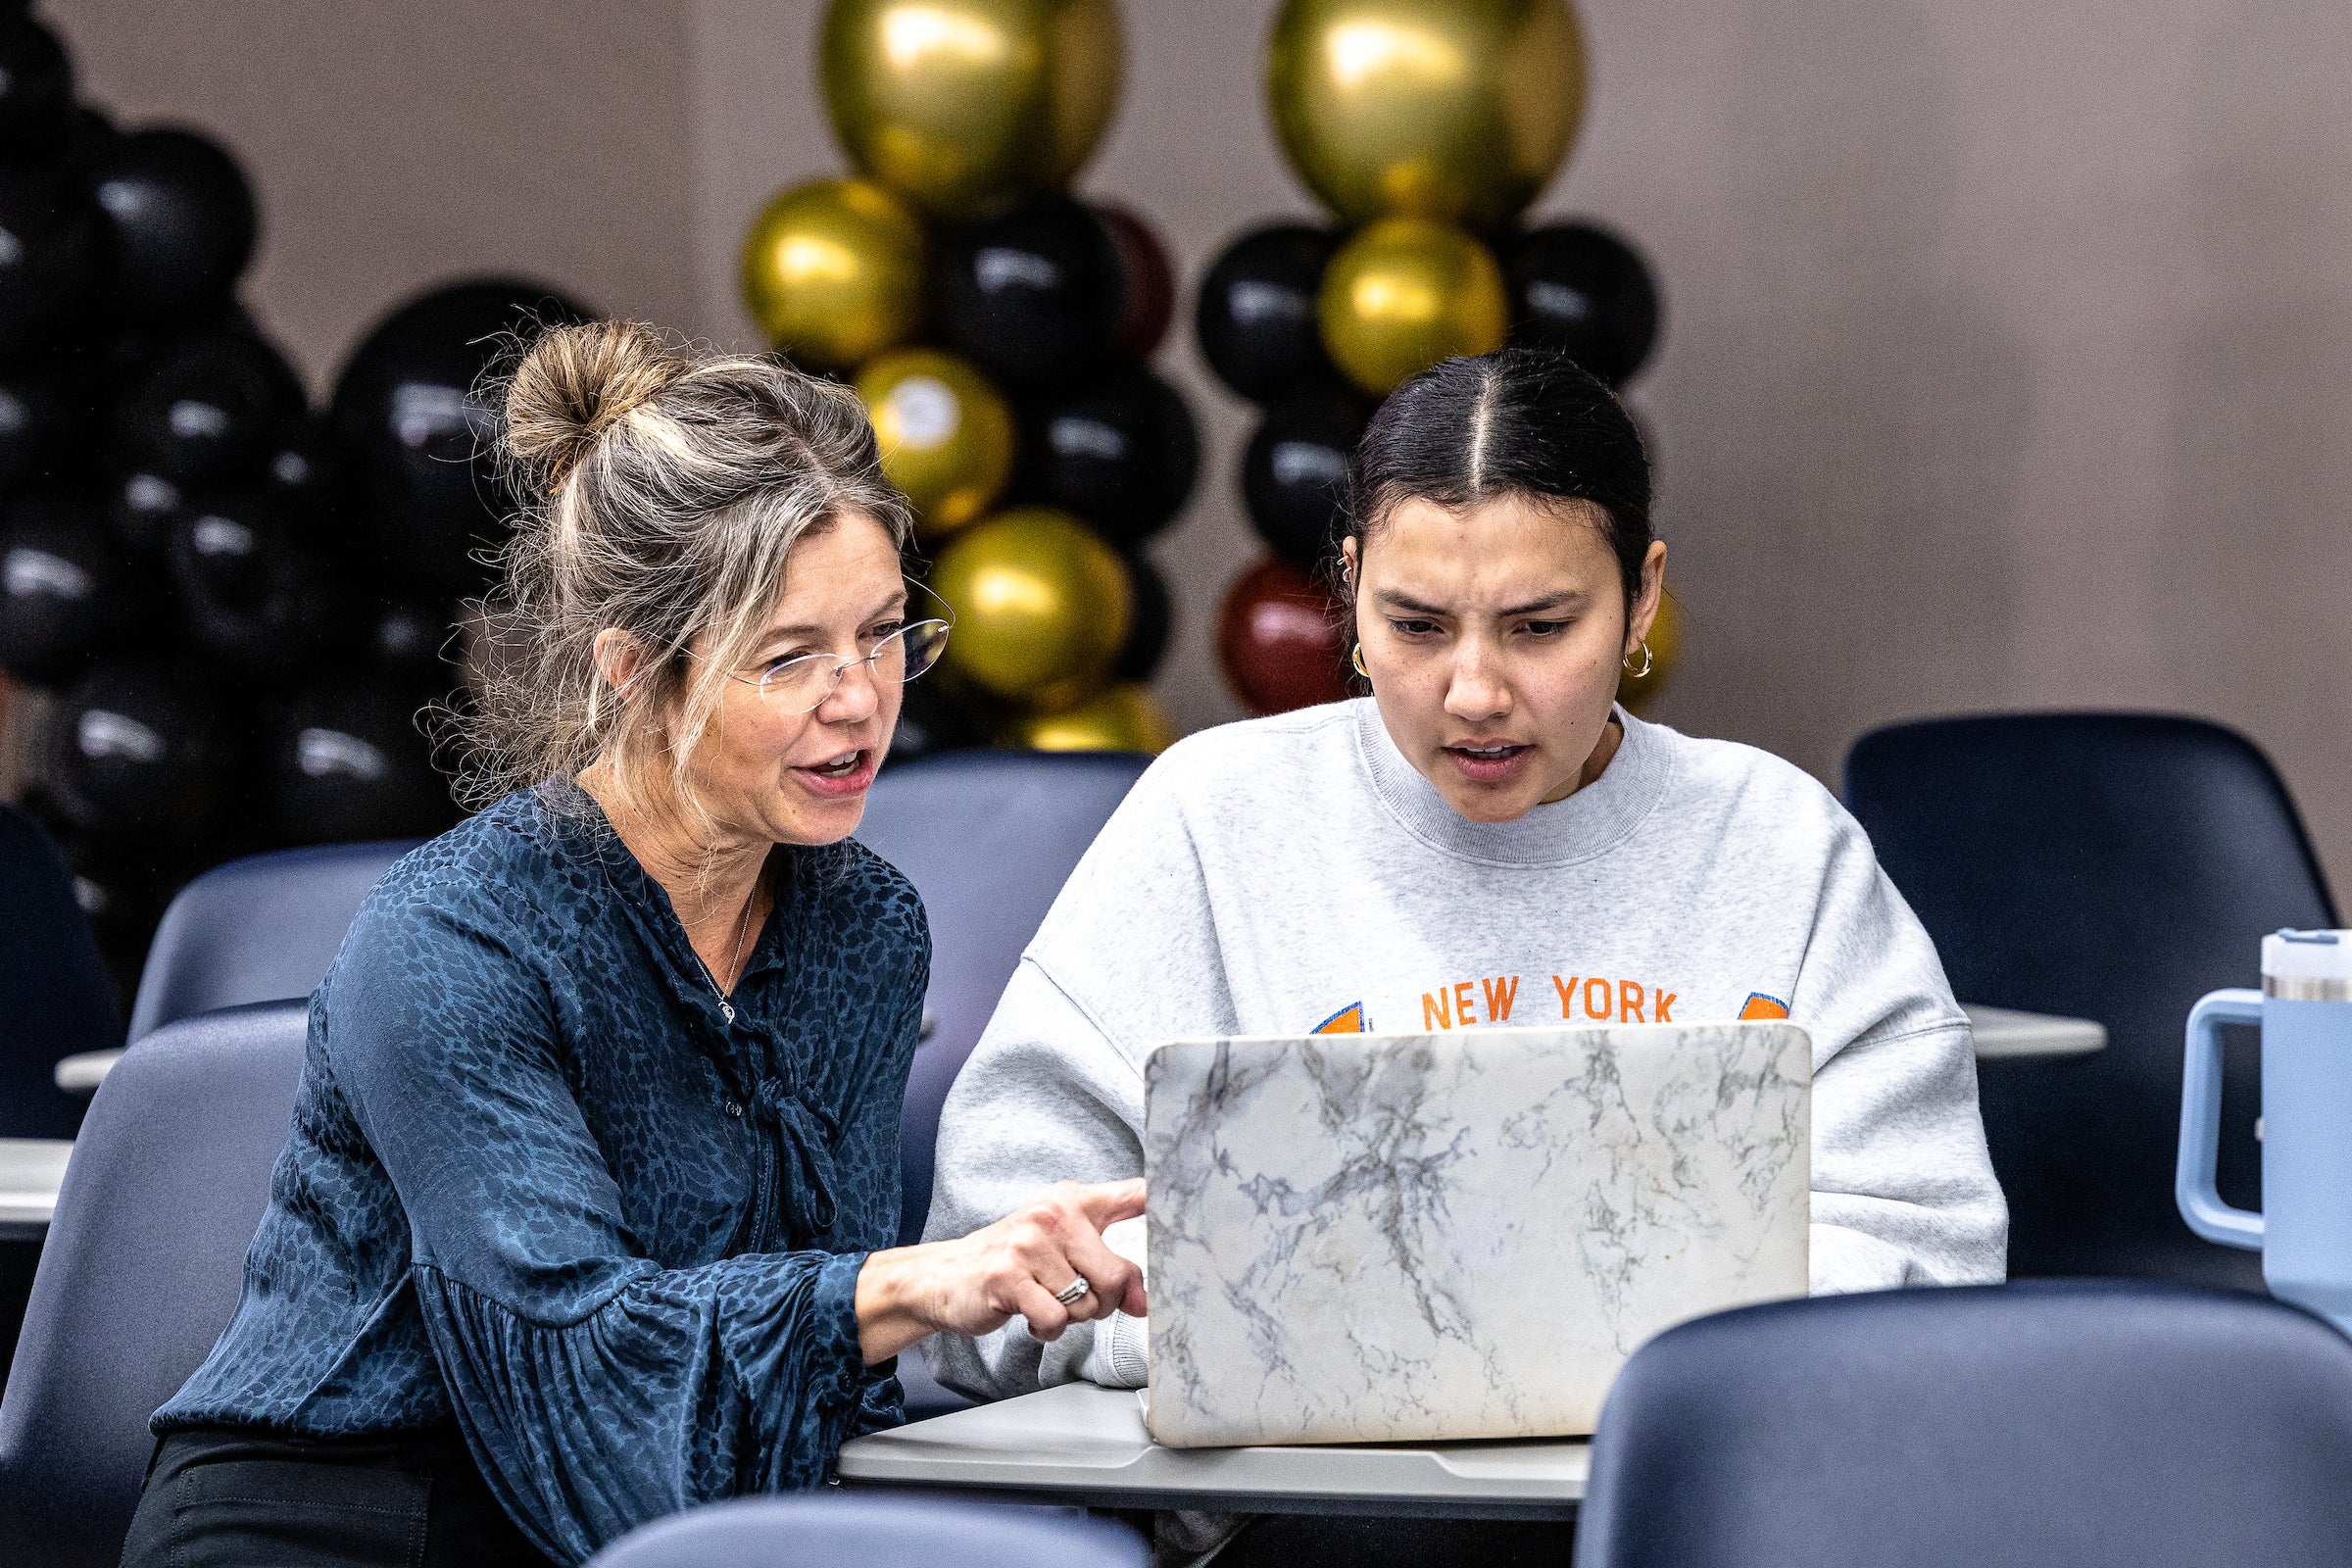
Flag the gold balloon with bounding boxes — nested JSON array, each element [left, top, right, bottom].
[[1267, 0, 1585, 227], [740, 178, 926, 373], [1318, 217, 1508, 395], [822, 0, 1123, 221], [856, 348, 1015, 538], [1015, 682, 1175, 754], [1617, 590, 1681, 712], [932, 507, 1133, 707]]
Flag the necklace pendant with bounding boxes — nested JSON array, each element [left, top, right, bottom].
[[721, 1001, 736, 1023]]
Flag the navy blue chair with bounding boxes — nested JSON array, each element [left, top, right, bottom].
[[583, 1494, 1145, 1568], [856, 750, 1152, 1418], [1844, 714, 2334, 1286], [0, 1001, 308, 1568], [0, 801, 119, 1138], [857, 751, 1153, 1249], [1576, 1281, 2352, 1568], [126, 839, 419, 1040]]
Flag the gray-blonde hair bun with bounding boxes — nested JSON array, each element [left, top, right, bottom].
[[458, 318, 914, 818]]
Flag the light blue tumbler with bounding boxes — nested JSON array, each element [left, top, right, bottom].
[[2178, 929, 2352, 1334]]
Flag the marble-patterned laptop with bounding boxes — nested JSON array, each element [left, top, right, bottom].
[[1141, 1023, 1810, 1448]]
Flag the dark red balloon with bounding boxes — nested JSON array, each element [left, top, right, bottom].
[[1093, 203, 1175, 359], [1217, 557, 1350, 716]]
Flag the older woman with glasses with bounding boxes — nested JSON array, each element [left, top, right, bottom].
[[121, 322, 1147, 1568]]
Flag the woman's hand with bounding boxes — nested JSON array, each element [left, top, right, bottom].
[[855, 1179, 1147, 1366]]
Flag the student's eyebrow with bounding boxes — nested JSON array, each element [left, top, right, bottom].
[[1499, 591, 1587, 616], [1371, 589, 1588, 617]]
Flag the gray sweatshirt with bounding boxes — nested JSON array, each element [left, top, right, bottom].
[[923, 699, 2007, 1400]]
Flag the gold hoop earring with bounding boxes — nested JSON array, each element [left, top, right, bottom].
[[1622, 641, 1654, 678], [1350, 644, 1370, 679]]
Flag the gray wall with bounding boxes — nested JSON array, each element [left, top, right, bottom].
[[51, 0, 2352, 896], [51, 0, 698, 394]]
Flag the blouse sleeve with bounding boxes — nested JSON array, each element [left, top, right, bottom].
[[323, 883, 874, 1566]]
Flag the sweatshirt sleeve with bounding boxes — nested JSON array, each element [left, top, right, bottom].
[[326, 892, 875, 1566], [1790, 808, 2010, 1292], [919, 959, 1151, 1399]]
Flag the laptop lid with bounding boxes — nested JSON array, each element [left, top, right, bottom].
[[1142, 1022, 1811, 1447]]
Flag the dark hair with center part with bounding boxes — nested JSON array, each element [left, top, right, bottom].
[[1343, 346, 1652, 607]]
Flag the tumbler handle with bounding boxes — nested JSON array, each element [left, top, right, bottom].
[[2177, 988, 2265, 1251]]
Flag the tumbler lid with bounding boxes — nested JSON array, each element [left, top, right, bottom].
[[2263, 929, 2352, 984]]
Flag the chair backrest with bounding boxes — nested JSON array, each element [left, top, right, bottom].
[[1844, 713, 2335, 1285], [1576, 1281, 2352, 1568], [0, 1000, 307, 1568], [127, 839, 419, 1041], [584, 1494, 1145, 1568], [857, 750, 1153, 1247], [0, 802, 118, 1137]]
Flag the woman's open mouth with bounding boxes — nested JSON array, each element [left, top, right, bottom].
[[794, 747, 879, 797], [1444, 740, 1532, 784]]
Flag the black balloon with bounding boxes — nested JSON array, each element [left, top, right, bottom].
[[165, 489, 351, 674], [933, 198, 1123, 390], [1502, 223, 1662, 387], [62, 102, 119, 172], [0, 489, 145, 686], [0, 14, 72, 160], [0, 369, 83, 492], [0, 163, 106, 358], [1196, 224, 1340, 405], [262, 415, 339, 513], [86, 128, 258, 322], [42, 659, 231, 847], [115, 330, 305, 486], [1113, 552, 1171, 683], [105, 464, 186, 558], [329, 279, 589, 594], [367, 592, 459, 675], [263, 680, 454, 846], [1015, 366, 1198, 548], [1241, 388, 1370, 567]]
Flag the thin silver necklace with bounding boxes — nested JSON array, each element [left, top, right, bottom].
[[702, 885, 760, 1023]]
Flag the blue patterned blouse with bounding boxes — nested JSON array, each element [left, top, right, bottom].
[[155, 785, 929, 1564]]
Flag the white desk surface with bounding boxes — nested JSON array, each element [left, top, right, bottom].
[[837, 1383, 1589, 1518], [0, 1138, 74, 1241], [1962, 1004, 2107, 1060], [53, 1048, 123, 1094]]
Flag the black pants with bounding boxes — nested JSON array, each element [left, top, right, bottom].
[[121, 1421, 558, 1568]]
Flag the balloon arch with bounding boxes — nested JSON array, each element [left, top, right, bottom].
[[734, 0, 1683, 753]]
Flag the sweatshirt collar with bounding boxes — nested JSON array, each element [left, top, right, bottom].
[[1351, 696, 1674, 867]]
